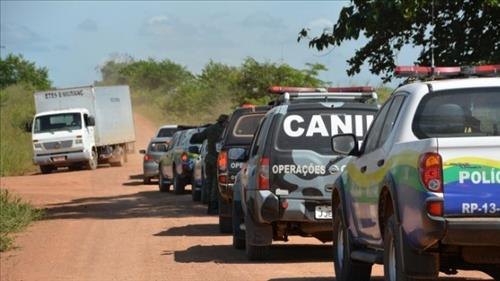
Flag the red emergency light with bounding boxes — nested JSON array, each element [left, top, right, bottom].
[[395, 64, 500, 78], [268, 86, 321, 94]]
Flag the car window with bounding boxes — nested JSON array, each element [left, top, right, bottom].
[[413, 87, 499, 138], [363, 99, 392, 153], [250, 117, 266, 157], [232, 114, 265, 137], [157, 127, 176, 138], [276, 108, 376, 154], [377, 95, 406, 147], [149, 142, 168, 152]]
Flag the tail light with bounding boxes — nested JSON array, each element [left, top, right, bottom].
[[181, 152, 188, 162], [218, 174, 227, 184], [144, 154, 153, 161], [218, 150, 228, 171], [427, 200, 443, 217], [258, 157, 270, 190], [419, 152, 443, 192]]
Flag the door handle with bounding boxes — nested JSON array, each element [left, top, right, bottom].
[[377, 159, 385, 167], [360, 166, 367, 173]]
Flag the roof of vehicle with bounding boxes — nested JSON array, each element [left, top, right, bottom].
[[158, 124, 178, 129], [34, 108, 90, 116], [149, 137, 170, 144], [395, 77, 500, 95], [273, 101, 379, 112]]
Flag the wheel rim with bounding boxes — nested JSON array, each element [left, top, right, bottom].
[[388, 236, 397, 281], [337, 226, 344, 269]]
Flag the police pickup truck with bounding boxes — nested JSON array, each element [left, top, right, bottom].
[[330, 65, 500, 281], [235, 86, 378, 259]]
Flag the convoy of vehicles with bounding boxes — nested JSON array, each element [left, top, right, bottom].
[[158, 127, 203, 194], [329, 66, 499, 280], [217, 105, 271, 233], [37, 64, 498, 280], [30, 85, 136, 173]]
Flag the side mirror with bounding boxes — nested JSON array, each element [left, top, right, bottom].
[[25, 121, 33, 133], [331, 134, 359, 156], [139, 149, 146, 154], [87, 116, 96, 127], [188, 146, 200, 154]]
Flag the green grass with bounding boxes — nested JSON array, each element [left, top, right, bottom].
[[0, 84, 38, 176], [0, 189, 43, 251]]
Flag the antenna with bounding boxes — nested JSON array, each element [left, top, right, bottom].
[[431, 0, 435, 68]]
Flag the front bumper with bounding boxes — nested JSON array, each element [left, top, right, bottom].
[[33, 150, 90, 166]]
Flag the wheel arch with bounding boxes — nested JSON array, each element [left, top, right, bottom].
[[378, 174, 401, 239]]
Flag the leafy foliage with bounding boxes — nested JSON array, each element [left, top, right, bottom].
[[0, 189, 43, 251], [299, 0, 500, 82], [0, 54, 52, 90]]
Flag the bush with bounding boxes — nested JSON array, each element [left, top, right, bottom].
[[0, 189, 43, 251], [0, 84, 37, 176]]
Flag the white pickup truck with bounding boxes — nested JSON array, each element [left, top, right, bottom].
[[31, 85, 136, 173]]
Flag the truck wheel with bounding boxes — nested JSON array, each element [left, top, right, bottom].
[[232, 200, 245, 250], [191, 180, 201, 201], [173, 174, 185, 195], [40, 165, 53, 174], [384, 215, 427, 281], [333, 207, 372, 281], [219, 198, 232, 233], [244, 212, 270, 260], [158, 169, 169, 192], [87, 150, 98, 170]]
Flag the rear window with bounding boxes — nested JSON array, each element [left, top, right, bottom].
[[413, 88, 499, 138], [149, 142, 168, 152], [157, 127, 177, 138], [232, 114, 264, 137], [276, 108, 375, 154]]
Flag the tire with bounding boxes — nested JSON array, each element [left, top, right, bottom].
[[232, 200, 245, 250], [192, 181, 201, 202], [158, 169, 169, 192], [40, 165, 53, 174], [333, 207, 372, 281], [173, 173, 185, 195], [86, 149, 98, 170], [219, 214, 232, 233], [244, 212, 270, 260], [143, 176, 151, 184]]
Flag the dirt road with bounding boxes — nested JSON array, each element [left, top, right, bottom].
[[0, 114, 493, 281]]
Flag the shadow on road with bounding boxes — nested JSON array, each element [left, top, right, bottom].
[[43, 190, 207, 220], [154, 223, 225, 237], [173, 244, 333, 264]]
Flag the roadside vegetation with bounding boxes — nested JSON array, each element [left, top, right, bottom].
[[0, 54, 51, 176], [0, 189, 43, 251]]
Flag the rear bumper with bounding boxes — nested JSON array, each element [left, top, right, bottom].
[[441, 217, 500, 246], [247, 190, 331, 225], [33, 150, 90, 166], [143, 161, 159, 178]]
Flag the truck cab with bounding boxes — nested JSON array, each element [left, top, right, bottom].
[[32, 108, 97, 173]]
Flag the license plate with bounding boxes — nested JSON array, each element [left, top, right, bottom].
[[52, 156, 66, 162], [315, 205, 332, 219]]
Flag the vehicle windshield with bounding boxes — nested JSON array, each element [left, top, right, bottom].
[[413, 87, 499, 138], [157, 127, 177, 138], [34, 113, 82, 133], [276, 108, 375, 154]]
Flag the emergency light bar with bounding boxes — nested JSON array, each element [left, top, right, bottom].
[[395, 65, 500, 78], [268, 85, 377, 105], [268, 86, 325, 94], [268, 86, 375, 94]]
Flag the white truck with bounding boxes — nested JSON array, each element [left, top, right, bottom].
[[31, 85, 136, 174]]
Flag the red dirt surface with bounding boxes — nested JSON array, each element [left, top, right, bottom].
[[0, 113, 493, 281]]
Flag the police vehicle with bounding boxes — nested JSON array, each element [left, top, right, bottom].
[[235, 86, 378, 259], [329, 65, 500, 281], [217, 105, 271, 233]]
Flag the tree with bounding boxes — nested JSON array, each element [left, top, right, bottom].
[[299, 0, 500, 82], [0, 54, 51, 90]]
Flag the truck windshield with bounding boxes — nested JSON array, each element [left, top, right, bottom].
[[413, 87, 499, 138], [34, 113, 82, 133]]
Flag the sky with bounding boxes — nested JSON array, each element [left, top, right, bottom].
[[1, 1, 418, 88]]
